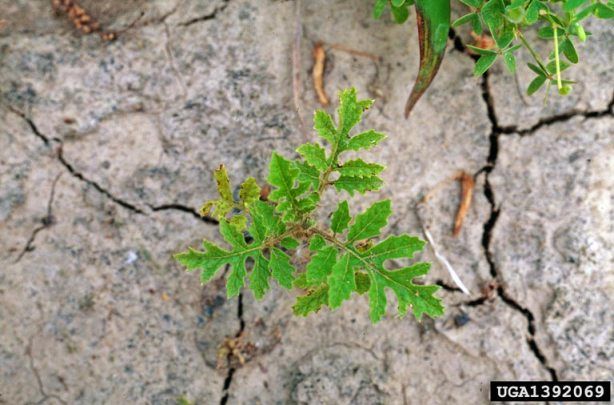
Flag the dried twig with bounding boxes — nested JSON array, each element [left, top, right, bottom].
[[311, 42, 380, 107], [453, 172, 474, 236], [329, 43, 381, 62], [312, 42, 329, 106]]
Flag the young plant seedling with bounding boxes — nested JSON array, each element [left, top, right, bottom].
[[175, 88, 444, 323], [373, 0, 614, 114]]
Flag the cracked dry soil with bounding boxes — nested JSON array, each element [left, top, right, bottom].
[[1, 0, 612, 404]]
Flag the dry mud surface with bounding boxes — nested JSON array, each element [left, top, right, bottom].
[[0, 1, 612, 404]]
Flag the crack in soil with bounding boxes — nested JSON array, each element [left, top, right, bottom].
[[26, 332, 67, 405], [219, 292, 245, 405], [179, 0, 230, 27], [481, 69, 560, 383], [499, 93, 614, 136], [150, 203, 218, 225], [10, 108, 218, 226], [9, 108, 145, 214], [434, 279, 464, 293], [450, 28, 559, 381], [56, 145, 145, 214], [14, 173, 62, 263]]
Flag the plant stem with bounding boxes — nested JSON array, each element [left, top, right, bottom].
[[553, 24, 563, 90], [517, 30, 549, 75]]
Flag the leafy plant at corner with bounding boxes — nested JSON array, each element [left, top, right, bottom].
[[373, 0, 613, 112], [452, 0, 614, 96], [175, 88, 444, 323]]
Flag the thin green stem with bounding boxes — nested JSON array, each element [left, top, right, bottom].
[[553, 24, 563, 90], [316, 134, 343, 197], [517, 30, 549, 75], [263, 226, 304, 249]]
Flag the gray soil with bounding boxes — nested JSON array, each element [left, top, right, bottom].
[[0, 1, 612, 404]]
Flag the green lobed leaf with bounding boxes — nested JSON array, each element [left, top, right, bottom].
[[327, 254, 357, 309], [280, 237, 300, 250], [347, 200, 392, 243], [334, 175, 383, 196], [268, 152, 305, 220], [175, 220, 254, 297], [249, 200, 284, 244], [368, 263, 444, 323], [331, 201, 351, 234], [297, 143, 328, 172], [269, 248, 296, 289], [239, 177, 261, 210], [214, 165, 233, 203], [309, 234, 326, 251], [174, 242, 228, 284], [220, 217, 247, 248], [337, 88, 373, 138], [249, 253, 270, 300], [200, 165, 234, 220], [292, 273, 314, 289], [227, 260, 248, 298], [293, 286, 329, 316], [297, 192, 320, 213], [355, 272, 371, 294], [306, 246, 338, 284], [313, 109, 337, 144], [346, 129, 387, 151], [220, 221, 250, 297], [228, 215, 247, 232], [338, 159, 384, 178], [295, 161, 320, 189], [361, 235, 425, 266]]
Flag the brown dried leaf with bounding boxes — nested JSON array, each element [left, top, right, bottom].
[[312, 42, 329, 106], [329, 43, 381, 62], [453, 172, 474, 236]]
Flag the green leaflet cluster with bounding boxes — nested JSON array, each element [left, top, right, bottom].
[[199, 165, 261, 231], [374, 0, 613, 99], [453, 0, 614, 96], [175, 88, 444, 323]]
